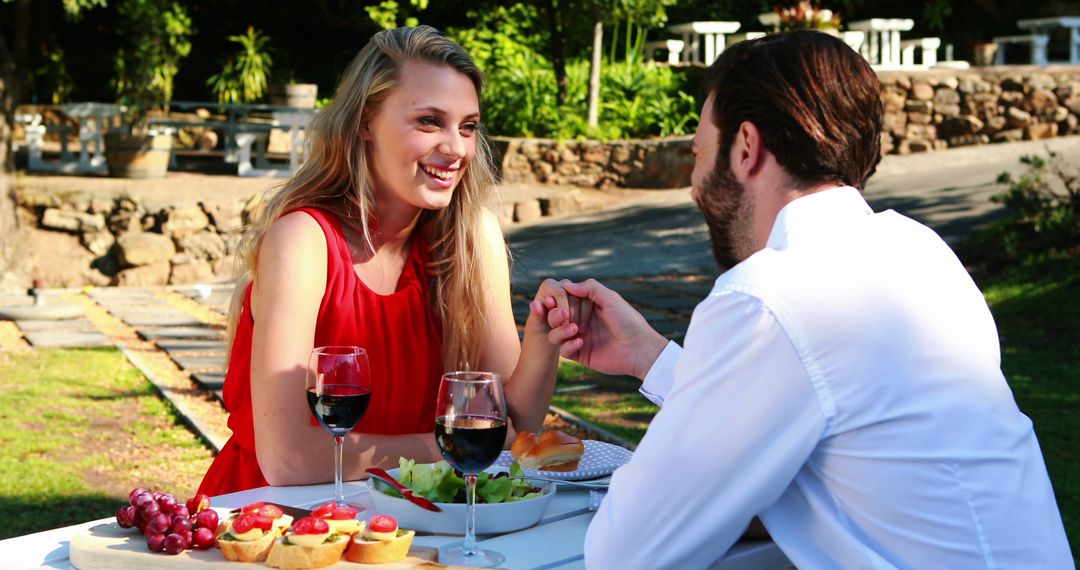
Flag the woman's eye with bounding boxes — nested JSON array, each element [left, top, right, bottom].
[[418, 116, 439, 128], [460, 122, 478, 135]]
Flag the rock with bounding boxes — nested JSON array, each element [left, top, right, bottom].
[[177, 231, 227, 261], [1029, 89, 1058, 119], [883, 112, 907, 136], [89, 198, 113, 214], [911, 82, 935, 101], [991, 129, 1025, 143], [935, 104, 962, 117], [958, 77, 992, 94], [905, 123, 936, 140], [41, 208, 106, 233], [1001, 77, 1025, 93], [81, 230, 115, 257], [948, 134, 984, 147], [581, 142, 607, 164], [904, 100, 933, 114], [162, 205, 210, 238], [116, 261, 171, 287], [1006, 106, 1032, 128], [609, 144, 631, 163], [1054, 106, 1070, 123], [984, 115, 1008, 132], [1061, 113, 1079, 135], [117, 232, 176, 267], [897, 139, 933, 154], [881, 88, 906, 113], [202, 199, 246, 234], [907, 112, 933, 125], [513, 199, 543, 224], [938, 115, 984, 138], [933, 88, 960, 106], [1028, 73, 1056, 92], [170, 258, 215, 285], [1064, 96, 1080, 116], [1026, 123, 1058, 140]]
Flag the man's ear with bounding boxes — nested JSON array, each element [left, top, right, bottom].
[[730, 121, 764, 180]]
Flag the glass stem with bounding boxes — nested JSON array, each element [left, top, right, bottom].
[[334, 434, 345, 505], [463, 472, 479, 556]]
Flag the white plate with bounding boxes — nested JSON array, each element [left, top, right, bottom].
[[366, 467, 555, 535], [494, 440, 633, 481]]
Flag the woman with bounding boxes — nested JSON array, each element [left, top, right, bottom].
[[198, 26, 576, 496]]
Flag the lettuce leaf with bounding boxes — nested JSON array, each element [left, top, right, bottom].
[[390, 457, 543, 504]]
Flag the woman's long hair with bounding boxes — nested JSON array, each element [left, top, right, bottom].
[[227, 25, 499, 371]]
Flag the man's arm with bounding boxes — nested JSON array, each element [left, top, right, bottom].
[[584, 291, 826, 569]]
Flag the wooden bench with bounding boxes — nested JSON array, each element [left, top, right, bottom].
[[993, 34, 1050, 65]]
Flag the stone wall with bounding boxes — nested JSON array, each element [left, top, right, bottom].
[[495, 66, 1080, 189], [15, 183, 254, 288]]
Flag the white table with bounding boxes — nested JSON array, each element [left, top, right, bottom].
[[1017, 16, 1080, 64], [848, 18, 915, 69], [22, 102, 124, 175], [0, 480, 790, 569], [668, 21, 742, 64]]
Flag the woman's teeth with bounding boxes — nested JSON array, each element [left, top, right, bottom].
[[421, 164, 453, 180]]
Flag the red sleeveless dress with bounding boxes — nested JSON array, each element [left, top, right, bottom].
[[197, 207, 443, 497]]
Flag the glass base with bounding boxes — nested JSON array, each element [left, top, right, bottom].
[[326, 497, 367, 511], [441, 546, 505, 568]]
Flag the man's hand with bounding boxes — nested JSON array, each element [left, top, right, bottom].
[[554, 279, 668, 380]]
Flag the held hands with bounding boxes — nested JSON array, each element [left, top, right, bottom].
[[529, 278, 668, 380]]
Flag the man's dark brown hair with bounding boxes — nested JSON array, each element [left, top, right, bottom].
[[706, 30, 883, 190]]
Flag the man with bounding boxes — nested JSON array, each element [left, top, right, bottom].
[[555, 31, 1071, 568]]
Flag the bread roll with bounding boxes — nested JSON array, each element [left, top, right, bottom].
[[344, 529, 416, 564], [264, 534, 351, 569], [512, 430, 584, 471]]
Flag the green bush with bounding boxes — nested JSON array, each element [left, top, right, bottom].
[[481, 54, 697, 140], [961, 152, 1079, 274]]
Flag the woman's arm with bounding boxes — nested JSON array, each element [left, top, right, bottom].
[[249, 212, 441, 487], [474, 209, 571, 435]]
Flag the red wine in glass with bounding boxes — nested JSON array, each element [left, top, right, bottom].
[[307, 386, 371, 436], [306, 345, 371, 508], [435, 415, 507, 474], [434, 371, 507, 568]]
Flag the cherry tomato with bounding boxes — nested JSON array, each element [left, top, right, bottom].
[[311, 502, 336, 519], [291, 516, 330, 535], [368, 515, 398, 533], [252, 515, 274, 531], [230, 513, 256, 534]]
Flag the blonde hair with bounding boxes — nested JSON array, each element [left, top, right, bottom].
[[227, 25, 499, 371]]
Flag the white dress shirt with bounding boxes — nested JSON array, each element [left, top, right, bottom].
[[584, 187, 1071, 569]]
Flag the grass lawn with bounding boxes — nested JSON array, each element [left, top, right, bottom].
[[555, 252, 1079, 558], [0, 347, 213, 540]]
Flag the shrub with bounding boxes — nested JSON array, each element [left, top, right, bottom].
[[961, 152, 1080, 273]]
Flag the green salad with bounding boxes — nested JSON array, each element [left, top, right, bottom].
[[386, 458, 543, 504]]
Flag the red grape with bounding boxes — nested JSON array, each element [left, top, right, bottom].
[[158, 493, 178, 514], [171, 505, 190, 520], [116, 506, 136, 529], [194, 509, 218, 530], [137, 499, 160, 521], [163, 533, 186, 555], [192, 527, 216, 550], [148, 512, 171, 535], [180, 530, 193, 549], [146, 533, 166, 552], [128, 488, 150, 506], [169, 516, 190, 535]]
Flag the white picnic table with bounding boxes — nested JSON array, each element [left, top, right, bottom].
[[0, 480, 791, 569], [1017, 16, 1080, 64], [668, 21, 742, 64], [848, 18, 915, 69]]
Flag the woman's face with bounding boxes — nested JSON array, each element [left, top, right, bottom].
[[364, 60, 480, 217]]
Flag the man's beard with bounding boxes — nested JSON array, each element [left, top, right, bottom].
[[696, 159, 755, 271]]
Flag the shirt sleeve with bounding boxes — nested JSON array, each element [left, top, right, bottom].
[[639, 341, 682, 407], [584, 290, 826, 569]]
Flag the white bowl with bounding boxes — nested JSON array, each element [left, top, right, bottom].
[[366, 467, 555, 535]]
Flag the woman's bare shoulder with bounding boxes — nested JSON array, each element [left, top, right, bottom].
[[263, 210, 327, 250]]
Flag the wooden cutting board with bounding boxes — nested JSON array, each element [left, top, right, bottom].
[[70, 521, 467, 569]]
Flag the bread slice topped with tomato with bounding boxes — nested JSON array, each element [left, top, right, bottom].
[[311, 501, 363, 535], [216, 502, 294, 562], [344, 514, 416, 564], [264, 515, 357, 569]]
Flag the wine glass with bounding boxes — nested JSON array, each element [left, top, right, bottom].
[[434, 371, 508, 568], [306, 345, 372, 507]]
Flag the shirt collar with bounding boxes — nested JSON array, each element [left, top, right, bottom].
[[765, 186, 873, 249]]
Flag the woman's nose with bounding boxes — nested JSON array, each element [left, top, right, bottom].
[[439, 130, 467, 159]]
